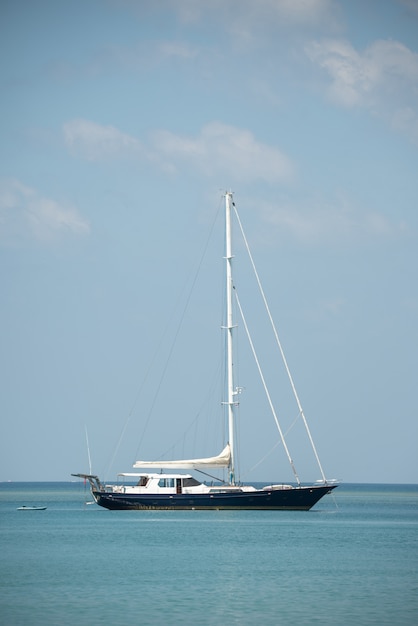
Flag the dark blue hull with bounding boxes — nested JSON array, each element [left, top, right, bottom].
[[93, 485, 337, 511]]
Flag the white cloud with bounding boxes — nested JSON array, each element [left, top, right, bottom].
[[63, 118, 142, 161], [56, 1, 336, 86], [171, 0, 336, 27], [0, 179, 90, 243], [259, 196, 406, 244], [151, 122, 294, 183], [63, 119, 294, 184], [306, 38, 418, 142], [161, 0, 339, 55]]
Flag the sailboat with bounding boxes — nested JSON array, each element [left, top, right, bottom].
[[73, 192, 337, 510]]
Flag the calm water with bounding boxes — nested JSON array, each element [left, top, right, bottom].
[[0, 483, 417, 625]]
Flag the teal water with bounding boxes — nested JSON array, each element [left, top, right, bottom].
[[0, 483, 417, 625]]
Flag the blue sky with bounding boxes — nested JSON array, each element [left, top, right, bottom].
[[1, 0, 417, 483]]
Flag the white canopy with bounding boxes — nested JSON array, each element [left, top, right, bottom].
[[133, 444, 231, 469]]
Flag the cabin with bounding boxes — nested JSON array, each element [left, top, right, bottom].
[[110, 473, 209, 495]]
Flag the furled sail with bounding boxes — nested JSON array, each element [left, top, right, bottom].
[[133, 444, 231, 469]]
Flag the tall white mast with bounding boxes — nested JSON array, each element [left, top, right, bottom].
[[224, 192, 236, 485]]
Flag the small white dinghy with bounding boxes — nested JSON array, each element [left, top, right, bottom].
[[17, 506, 47, 511]]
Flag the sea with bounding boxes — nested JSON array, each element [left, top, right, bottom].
[[0, 482, 417, 626]]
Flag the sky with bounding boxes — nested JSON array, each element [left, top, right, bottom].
[[1, 0, 417, 484]]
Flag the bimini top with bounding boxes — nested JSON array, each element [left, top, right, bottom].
[[133, 444, 231, 470]]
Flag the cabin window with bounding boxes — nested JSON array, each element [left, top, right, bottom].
[[137, 476, 148, 487], [183, 477, 201, 487], [158, 478, 175, 488]]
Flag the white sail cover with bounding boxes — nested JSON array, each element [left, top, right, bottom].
[[133, 444, 231, 469]]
